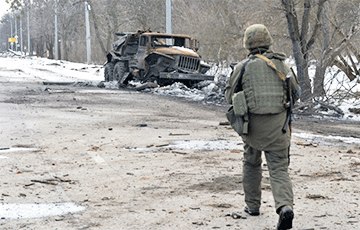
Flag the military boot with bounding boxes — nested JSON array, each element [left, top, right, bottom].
[[244, 206, 260, 216], [277, 205, 294, 229]]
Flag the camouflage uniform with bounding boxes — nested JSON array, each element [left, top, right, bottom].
[[225, 25, 300, 219]]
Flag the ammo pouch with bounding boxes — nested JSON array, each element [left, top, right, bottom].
[[232, 91, 248, 116], [227, 91, 249, 135], [226, 106, 249, 136]]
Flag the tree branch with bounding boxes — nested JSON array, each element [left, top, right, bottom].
[[281, 0, 301, 42], [306, 0, 328, 51], [300, 0, 310, 54], [332, 59, 356, 81]]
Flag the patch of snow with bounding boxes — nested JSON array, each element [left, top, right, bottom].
[[293, 132, 360, 147], [168, 140, 244, 151], [0, 55, 103, 83], [172, 46, 197, 56], [123, 140, 244, 151], [0, 148, 41, 153], [98, 81, 119, 89], [207, 63, 232, 81], [153, 82, 206, 101], [339, 100, 360, 121], [0, 202, 86, 220]]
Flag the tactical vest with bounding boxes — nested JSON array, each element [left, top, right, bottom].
[[242, 57, 288, 114]]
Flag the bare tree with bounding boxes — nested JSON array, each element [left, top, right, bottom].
[[3, 0, 28, 52], [0, 14, 13, 51], [281, 0, 360, 102], [89, 0, 127, 56], [5, 0, 24, 9], [87, 0, 166, 63], [57, 0, 83, 61], [173, 0, 251, 64], [280, 0, 327, 101], [312, 0, 360, 99], [29, 0, 55, 58], [122, 0, 165, 31]]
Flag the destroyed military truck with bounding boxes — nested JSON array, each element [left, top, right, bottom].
[[103, 30, 214, 87]]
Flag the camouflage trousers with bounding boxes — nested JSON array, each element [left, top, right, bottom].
[[242, 144, 293, 213]]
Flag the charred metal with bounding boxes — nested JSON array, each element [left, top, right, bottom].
[[103, 30, 214, 87]]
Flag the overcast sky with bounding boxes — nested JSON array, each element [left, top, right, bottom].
[[0, 1, 10, 18]]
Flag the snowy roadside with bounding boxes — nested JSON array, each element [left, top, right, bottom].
[[0, 53, 103, 84], [1, 54, 359, 122]]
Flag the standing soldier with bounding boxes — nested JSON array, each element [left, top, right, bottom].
[[225, 24, 301, 230]]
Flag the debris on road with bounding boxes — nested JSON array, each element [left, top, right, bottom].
[[295, 141, 318, 147]]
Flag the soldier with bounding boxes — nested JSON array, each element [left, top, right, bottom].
[[225, 24, 300, 230]]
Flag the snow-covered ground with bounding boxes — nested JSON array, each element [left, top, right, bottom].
[[0, 202, 86, 220], [0, 54, 103, 84]]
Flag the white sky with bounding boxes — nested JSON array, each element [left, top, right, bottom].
[[0, 0, 10, 19]]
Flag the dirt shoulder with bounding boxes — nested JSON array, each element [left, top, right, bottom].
[[1, 81, 359, 230], [293, 114, 360, 138]]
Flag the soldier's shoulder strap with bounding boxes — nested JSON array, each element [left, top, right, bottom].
[[255, 54, 286, 81]]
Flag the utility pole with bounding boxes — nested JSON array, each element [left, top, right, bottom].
[[20, 14, 23, 53], [15, 14, 18, 52], [10, 15, 13, 51], [166, 0, 172, 34], [26, 0, 31, 55], [54, 0, 58, 60], [85, 1, 91, 64], [166, 0, 172, 45]]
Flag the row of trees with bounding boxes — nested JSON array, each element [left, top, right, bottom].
[[0, 0, 359, 102]]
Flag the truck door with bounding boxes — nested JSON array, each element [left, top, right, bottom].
[[137, 35, 149, 70]]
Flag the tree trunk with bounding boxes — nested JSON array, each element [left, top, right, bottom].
[[314, 62, 326, 98], [313, 5, 329, 98], [300, 60, 313, 101], [36, 36, 44, 57], [47, 43, 54, 59], [282, 0, 312, 102], [88, 0, 108, 55]]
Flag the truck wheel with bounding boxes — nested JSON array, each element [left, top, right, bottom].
[[104, 62, 115, 82], [114, 62, 126, 82], [157, 78, 172, 86]]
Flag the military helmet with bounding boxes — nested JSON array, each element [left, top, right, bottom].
[[243, 24, 273, 50]]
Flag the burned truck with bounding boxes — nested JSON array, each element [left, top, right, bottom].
[[103, 30, 214, 87]]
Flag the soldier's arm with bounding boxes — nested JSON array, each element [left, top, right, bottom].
[[225, 63, 244, 104]]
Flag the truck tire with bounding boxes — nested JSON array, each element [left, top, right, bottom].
[[114, 61, 126, 82], [104, 62, 115, 82]]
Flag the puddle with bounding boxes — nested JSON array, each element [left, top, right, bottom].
[[0, 202, 86, 220], [0, 148, 41, 153], [293, 132, 360, 147]]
